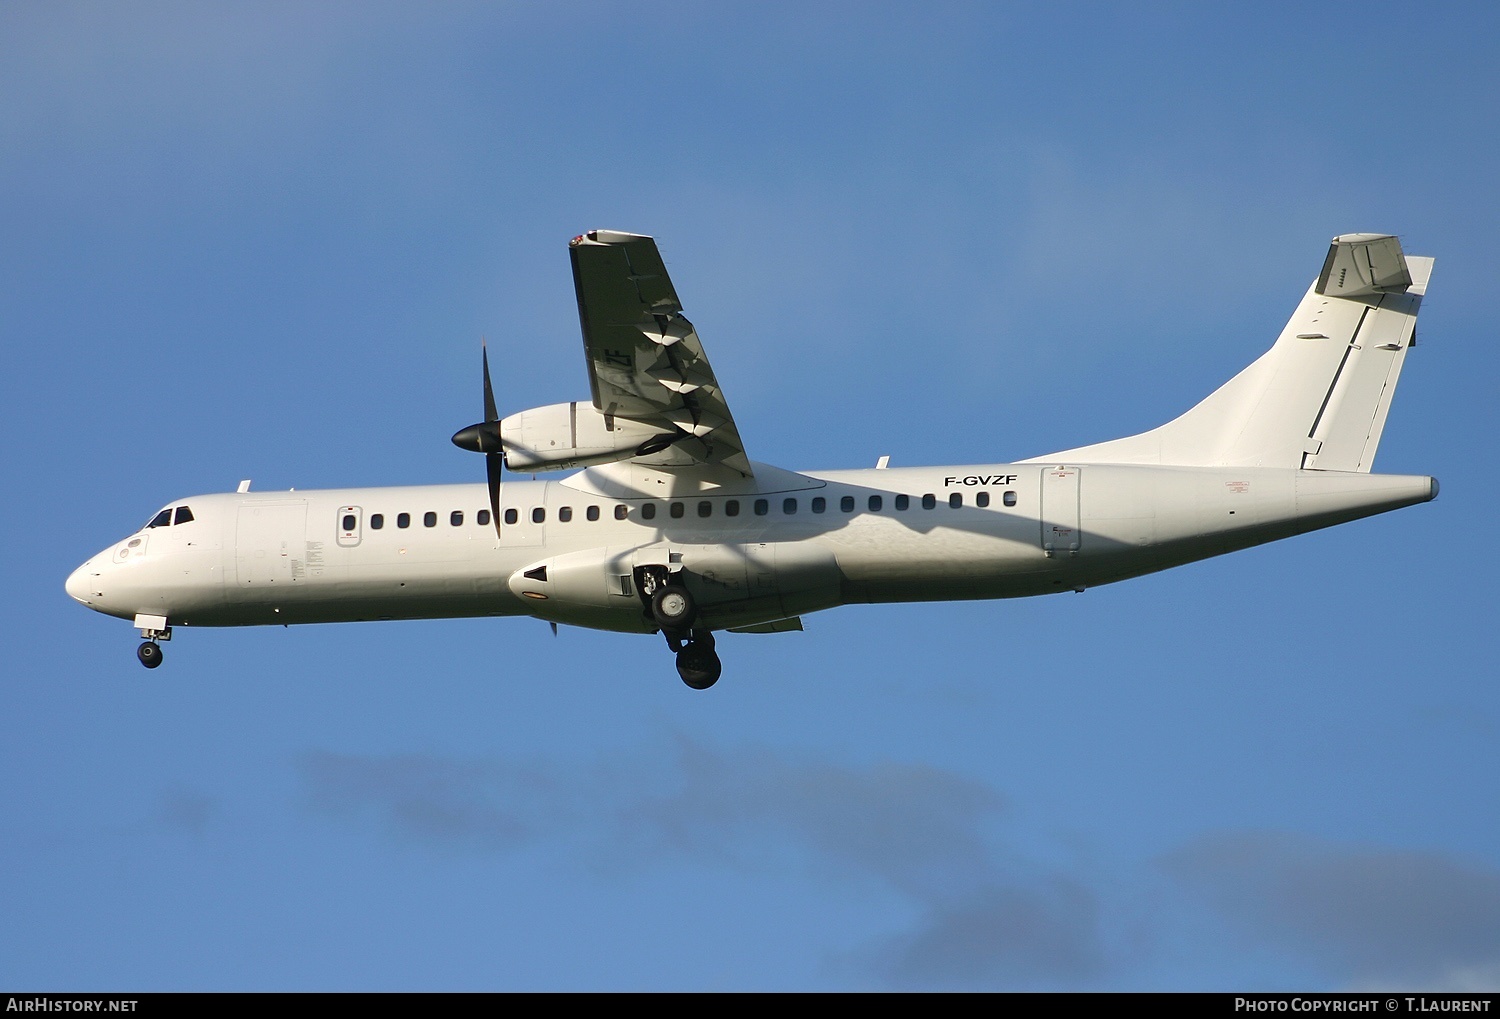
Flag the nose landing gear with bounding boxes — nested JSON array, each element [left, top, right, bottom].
[[133, 613, 171, 669]]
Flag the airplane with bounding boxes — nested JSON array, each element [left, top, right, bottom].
[[65, 230, 1437, 689]]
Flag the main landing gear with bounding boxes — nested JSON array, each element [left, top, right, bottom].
[[666, 627, 721, 690], [640, 569, 723, 690], [137, 641, 163, 669]]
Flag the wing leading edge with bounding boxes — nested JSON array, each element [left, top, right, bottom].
[[569, 230, 752, 477]]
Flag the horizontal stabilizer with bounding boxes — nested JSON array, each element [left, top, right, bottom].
[[1317, 233, 1413, 297]]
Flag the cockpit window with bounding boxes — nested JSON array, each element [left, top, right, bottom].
[[147, 509, 172, 528], [174, 506, 195, 525]]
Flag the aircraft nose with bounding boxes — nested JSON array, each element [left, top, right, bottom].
[[66, 561, 95, 605]]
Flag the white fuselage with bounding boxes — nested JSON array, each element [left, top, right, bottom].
[[66, 459, 1436, 637]]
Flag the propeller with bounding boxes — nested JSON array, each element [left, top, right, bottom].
[[450, 342, 505, 537]]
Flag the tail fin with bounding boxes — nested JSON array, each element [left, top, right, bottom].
[[1024, 234, 1432, 472]]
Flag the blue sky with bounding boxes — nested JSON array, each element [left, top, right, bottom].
[[4, 1, 1498, 991]]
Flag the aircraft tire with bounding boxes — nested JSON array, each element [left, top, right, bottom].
[[651, 584, 696, 630], [676, 644, 721, 690], [137, 642, 163, 669]]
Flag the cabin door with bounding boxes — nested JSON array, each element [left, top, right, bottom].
[[1040, 466, 1081, 557]]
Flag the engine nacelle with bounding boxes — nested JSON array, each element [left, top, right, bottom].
[[501, 402, 676, 472]]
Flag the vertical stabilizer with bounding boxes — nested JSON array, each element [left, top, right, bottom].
[[1024, 234, 1431, 472]]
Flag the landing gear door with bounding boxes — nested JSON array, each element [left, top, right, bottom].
[[1040, 465, 1081, 557]]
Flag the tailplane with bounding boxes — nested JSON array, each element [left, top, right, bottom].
[[1024, 234, 1432, 472]]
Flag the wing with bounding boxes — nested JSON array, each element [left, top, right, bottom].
[[569, 230, 752, 477]]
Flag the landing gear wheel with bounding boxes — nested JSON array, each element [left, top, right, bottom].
[[676, 642, 722, 690], [137, 641, 163, 669], [651, 584, 696, 630]]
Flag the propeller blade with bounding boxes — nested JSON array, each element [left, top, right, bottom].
[[484, 342, 504, 538], [486, 451, 503, 539], [482, 341, 498, 424], [452, 344, 505, 454], [453, 342, 505, 539]]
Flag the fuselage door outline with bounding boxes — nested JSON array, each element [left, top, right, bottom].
[[1041, 466, 1081, 557], [336, 505, 362, 548]]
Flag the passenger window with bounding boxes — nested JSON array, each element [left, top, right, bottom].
[[670, 502, 685, 519], [1003, 491, 1018, 507], [840, 496, 855, 512], [754, 499, 769, 516], [949, 493, 962, 508], [174, 506, 194, 525], [342, 514, 357, 531], [148, 509, 172, 528], [698, 501, 712, 518], [811, 497, 825, 513], [868, 495, 883, 512], [531, 508, 545, 524], [424, 511, 437, 527], [450, 510, 464, 526], [642, 504, 656, 520], [614, 505, 628, 521], [725, 500, 740, 517], [558, 506, 573, 523], [783, 498, 797, 514], [371, 514, 385, 529], [397, 513, 411, 529], [477, 510, 490, 526], [922, 494, 936, 510], [976, 492, 990, 508], [894, 494, 909, 511], [504, 508, 518, 525], [586, 505, 600, 522]]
